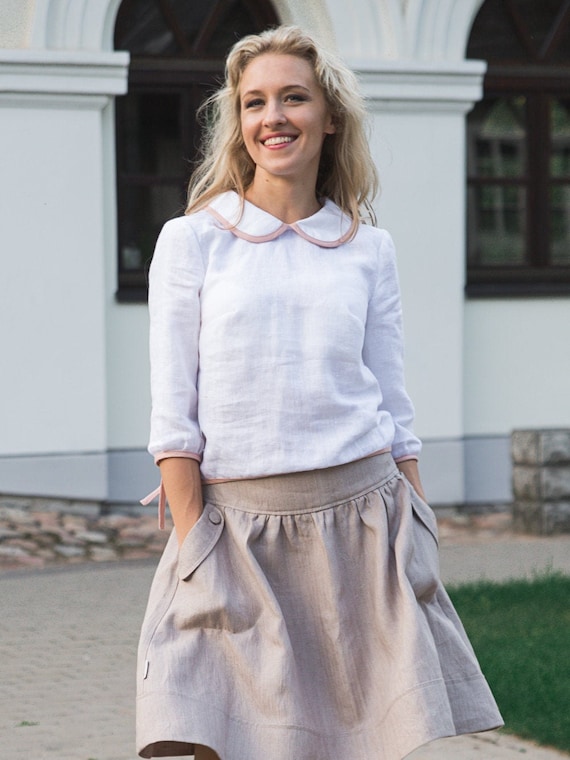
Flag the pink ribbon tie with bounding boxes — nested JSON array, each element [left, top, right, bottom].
[[140, 482, 167, 530]]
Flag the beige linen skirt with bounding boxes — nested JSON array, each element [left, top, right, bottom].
[[137, 452, 502, 759]]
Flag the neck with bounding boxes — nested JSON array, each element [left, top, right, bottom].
[[245, 174, 321, 223]]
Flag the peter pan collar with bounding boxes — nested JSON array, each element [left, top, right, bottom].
[[205, 191, 353, 248]]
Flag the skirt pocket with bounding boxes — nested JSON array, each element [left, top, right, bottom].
[[177, 503, 225, 581], [408, 484, 439, 546], [404, 482, 440, 602]]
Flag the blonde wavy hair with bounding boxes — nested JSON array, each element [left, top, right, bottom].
[[186, 25, 379, 236]]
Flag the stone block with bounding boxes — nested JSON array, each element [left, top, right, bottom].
[[54, 544, 85, 558], [66, 500, 103, 517], [512, 501, 544, 534], [90, 546, 119, 562], [511, 430, 539, 465], [541, 467, 570, 500], [540, 430, 570, 465], [0, 506, 38, 525], [511, 429, 570, 534], [543, 501, 570, 534], [512, 499, 570, 535], [75, 530, 110, 544], [512, 465, 540, 500], [1, 495, 103, 518], [512, 429, 570, 465]]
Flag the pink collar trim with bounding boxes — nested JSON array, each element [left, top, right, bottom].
[[205, 191, 354, 248]]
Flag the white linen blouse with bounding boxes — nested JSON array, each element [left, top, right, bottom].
[[147, 191, 421, 483]]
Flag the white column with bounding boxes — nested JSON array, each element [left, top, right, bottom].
[[0, 50, 128, 499], [355, 60, 486, 503]]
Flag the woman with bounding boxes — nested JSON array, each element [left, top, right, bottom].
[[138, 25, 502, 760]]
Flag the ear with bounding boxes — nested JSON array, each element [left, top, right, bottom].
[[324, 113, 336, 135]]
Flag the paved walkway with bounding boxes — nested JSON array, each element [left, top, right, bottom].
[[1, 510, 570, 760]]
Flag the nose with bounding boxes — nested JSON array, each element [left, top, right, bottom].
[[263, 97, 286, 126]]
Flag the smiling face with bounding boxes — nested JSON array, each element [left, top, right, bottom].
[[239, 53, 336, 190]]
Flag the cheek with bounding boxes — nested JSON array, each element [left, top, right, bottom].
[[239, 125, 256, 161], [240, 116, 255, 144]]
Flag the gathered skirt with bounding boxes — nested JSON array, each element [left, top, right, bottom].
[[136, 452, 503, 759]]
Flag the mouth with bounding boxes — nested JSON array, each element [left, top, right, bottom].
[[261, 135, 297, 147]]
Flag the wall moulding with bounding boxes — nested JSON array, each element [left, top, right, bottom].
[[30, 0, 124, 51], [0, 92, 110, 110], [0, 49, 129, 96], [353, 59, 486, 111]]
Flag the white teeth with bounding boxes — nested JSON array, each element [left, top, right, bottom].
[[263, 136, 295, 146]]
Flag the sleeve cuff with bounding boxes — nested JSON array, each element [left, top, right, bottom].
[[393, 454, 419, 464], [154, 450, 202, 466]]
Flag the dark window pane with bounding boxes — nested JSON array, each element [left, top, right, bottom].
[[115, 0, 269, 59], [467, 0, 527, 62], [114, 0, 279, 298], [550, 15, 570, 64], [468, 97, 526, 179], [551, 185, 570, 264], [115, 0, 212, 56], [115, 1, 173, 55], [160, 0, 215, 52], [551, 98, 570, 178], [468, 0, 570, 64], [119, 92, 182, 175], [468, 185, 526, 266], [519, 0, 567, 55], [203, 4, 263, 57], [119, 184, 186, 273]]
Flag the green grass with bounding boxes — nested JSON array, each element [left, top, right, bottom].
[[448, 573, 570, 753]]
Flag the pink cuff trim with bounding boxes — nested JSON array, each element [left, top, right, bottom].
[[154, 450, 202, 466], [393, 454, 419, 464], [140, 482, 167, 530]]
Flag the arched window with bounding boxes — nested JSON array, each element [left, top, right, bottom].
[[114, 0, 279, 301], [466, 0, 570, 295]]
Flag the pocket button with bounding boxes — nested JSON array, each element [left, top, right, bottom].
[[208, 508, 222, 525]]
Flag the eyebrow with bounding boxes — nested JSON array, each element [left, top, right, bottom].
[[241, 84, 312, 98]]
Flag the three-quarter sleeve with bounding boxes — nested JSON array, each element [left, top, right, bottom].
[[147, 217, 205, 465], [362, 232, 421, 462]]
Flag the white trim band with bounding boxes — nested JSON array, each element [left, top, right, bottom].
[[0, 49, 129, 96]]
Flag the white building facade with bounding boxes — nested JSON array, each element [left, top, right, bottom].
[[1, 0, 569, 509]]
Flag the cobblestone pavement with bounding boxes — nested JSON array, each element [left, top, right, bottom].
[[1, 504, 570, 760]]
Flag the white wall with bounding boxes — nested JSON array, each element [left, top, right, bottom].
[[0, 47, 128, 499], [352, 60, 485, 503], [0, 0, 35, 48], [0, 97, 108, 456], [372, 106, 467, 442], [464, 299, 570, 435], [105, 302, 150, 449]]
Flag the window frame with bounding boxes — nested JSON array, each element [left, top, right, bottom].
[[466, 6, 570, 298], [115, 62, 222, 302], [113, 0, 279, 303]]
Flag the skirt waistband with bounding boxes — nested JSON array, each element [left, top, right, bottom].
[[202, 452, 400, 514]]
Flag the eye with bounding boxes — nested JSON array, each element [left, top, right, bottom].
[[243, 97, 264, 109], [284, 93, 307, 103]]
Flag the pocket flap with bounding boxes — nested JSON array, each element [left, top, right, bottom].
[[177, 504, 224, 581], [409, 487, 439, 545]]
